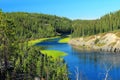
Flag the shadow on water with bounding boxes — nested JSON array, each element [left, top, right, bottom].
[[37, 38, 120, 80]]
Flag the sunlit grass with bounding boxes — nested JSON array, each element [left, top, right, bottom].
[[58, 37, 70, 43], [28, 38, 49, 46], [28, 36, 59, 46], [41, 50, 67, 58], [26, 37, 68, 59]]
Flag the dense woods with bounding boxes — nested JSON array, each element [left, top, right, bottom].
[[72, 10, 120, 37], [0, 11, 69, 80], [5, 12, 72, 40]]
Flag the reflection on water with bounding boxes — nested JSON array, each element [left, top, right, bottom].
[[37, 38, 120, 80], [73, 48, 120, 67]]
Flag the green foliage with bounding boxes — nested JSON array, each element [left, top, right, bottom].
[[5, 12, 72, 40], [72, 10, 120, 37], [0, 11, 69, 80], [94, 38, 99, 44]]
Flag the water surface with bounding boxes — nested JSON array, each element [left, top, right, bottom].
[[37, 38, 120, 80]]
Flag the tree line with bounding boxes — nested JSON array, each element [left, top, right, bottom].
[[72, 10, 120, 37], [5, 12, 72, 40]]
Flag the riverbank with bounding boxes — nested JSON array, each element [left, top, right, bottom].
[[58, 37, 70, 43], [27, 36, 59, 46], [27, 37, 68, 58], [69, 31, 120, 53], [58, 35, 71, 43]]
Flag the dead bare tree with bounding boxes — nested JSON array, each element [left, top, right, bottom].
[[75, 66, 84, 80], [100, 53, 113, 80], [103, 63, 112, 80]]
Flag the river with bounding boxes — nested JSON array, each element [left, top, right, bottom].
[[36, 38, 120, 80]]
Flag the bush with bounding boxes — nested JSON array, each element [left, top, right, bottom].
[[95, 38, 99, 44]]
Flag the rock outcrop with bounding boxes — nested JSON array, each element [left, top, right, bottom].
[[69, 32, 120, 53]]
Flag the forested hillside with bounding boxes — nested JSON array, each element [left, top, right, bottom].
[[0, 11, 69, 80], [3, 10, 120, 39], [72, 10, 120, 37], [5, 12, 72, 40]]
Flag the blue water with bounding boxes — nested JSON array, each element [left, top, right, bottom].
[[37, 38, 120, 80]]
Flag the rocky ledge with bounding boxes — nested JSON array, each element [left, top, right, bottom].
[[69, 32, 120, 53]]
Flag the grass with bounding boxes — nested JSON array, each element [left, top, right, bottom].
[[28, 38, 49, 46], [28, 36, 59, 46], [26, 37, 68, 59], [58, 37, 70, 43], [41, 50, 67, 59]]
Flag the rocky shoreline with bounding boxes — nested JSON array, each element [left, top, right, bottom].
[[69, 32, 120, 53]]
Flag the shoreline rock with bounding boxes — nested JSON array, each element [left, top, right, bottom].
[[69, 33, 120, 53]]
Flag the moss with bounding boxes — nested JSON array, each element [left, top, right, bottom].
[[58, 37, 70, 43], [41, 50, 67, 59]]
